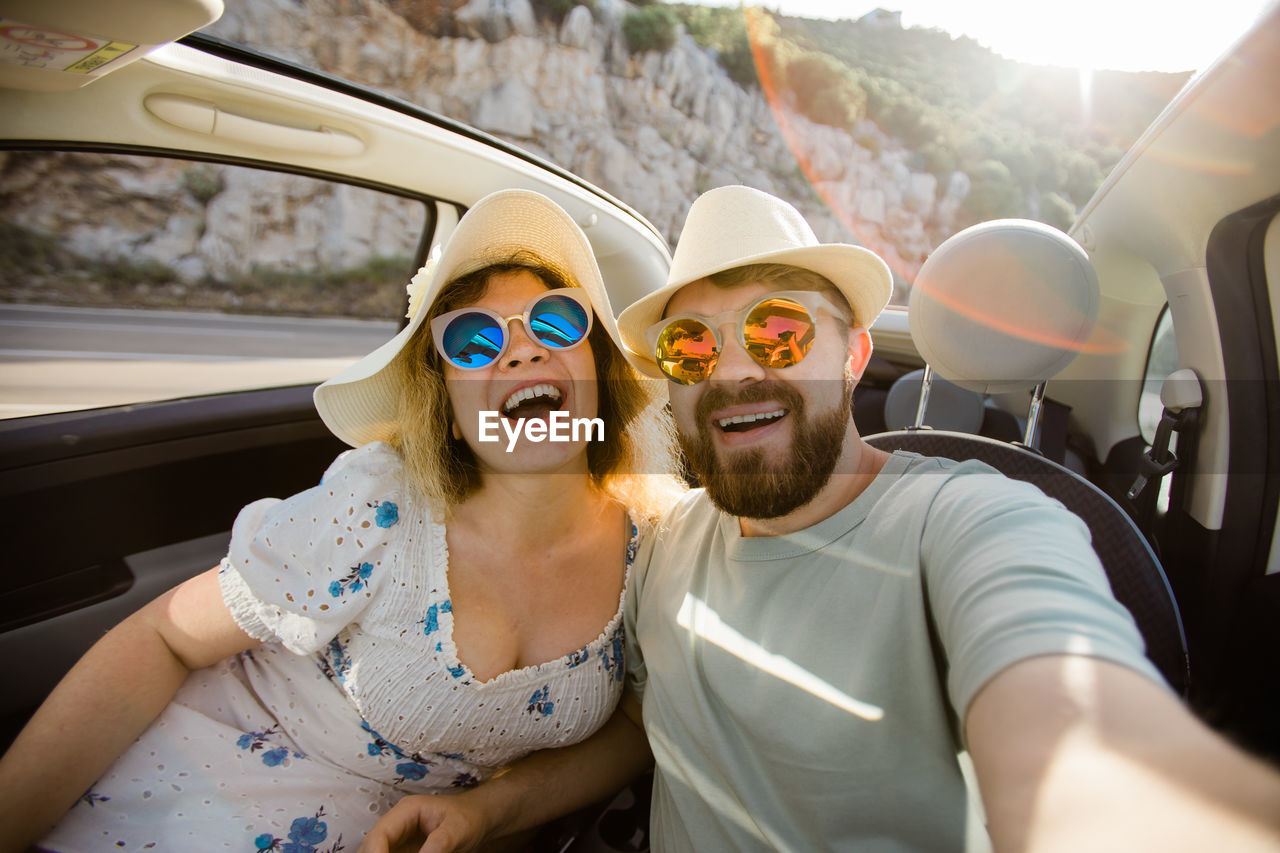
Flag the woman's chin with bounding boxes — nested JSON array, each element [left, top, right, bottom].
[[474, 439, 593, 478]]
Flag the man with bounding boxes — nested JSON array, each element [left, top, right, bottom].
[[362, 186, 1280, 853]]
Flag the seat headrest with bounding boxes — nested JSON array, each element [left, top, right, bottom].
[[884, 368, 986, 432], [909, 219, 1100, 394]]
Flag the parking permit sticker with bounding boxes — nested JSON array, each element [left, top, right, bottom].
[[0, 19, 140, 77]]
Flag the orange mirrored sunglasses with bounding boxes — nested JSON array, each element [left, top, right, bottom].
[[645, 290, 848, 385]]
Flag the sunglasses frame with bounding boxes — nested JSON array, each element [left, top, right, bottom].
[[430, 287, 594, 370], [646, 289, 849, 385]]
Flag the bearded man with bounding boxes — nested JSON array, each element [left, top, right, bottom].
[[362, 186, 1280, 853]]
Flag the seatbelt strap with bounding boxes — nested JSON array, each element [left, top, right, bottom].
[[1127, 369, 1203, 509]]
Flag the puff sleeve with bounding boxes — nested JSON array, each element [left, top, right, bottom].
[[218, 442, 407, 655]]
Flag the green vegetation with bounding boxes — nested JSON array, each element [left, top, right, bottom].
[[530, 0, 597, 24], [757, 11, 1186, 224], [672, 4, 757, 86], [622, 5, 680, 54], [181, 164, 224, 205], [664, 7, 1184, 228]]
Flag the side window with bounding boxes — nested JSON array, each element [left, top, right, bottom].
[[1139, 306, 1178, 443], [0, 150, 426, 419]]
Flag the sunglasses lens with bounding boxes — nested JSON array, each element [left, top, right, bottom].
[[529, 293, 590, 349], [441, 312, 504, 368], [743, 298, 816, 369], [655, 318, 719, 385]]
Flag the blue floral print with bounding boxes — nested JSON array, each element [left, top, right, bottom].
[[328, 562, 374, 598], [320, 637, 352, 684], [419, 600, 452, 636], [362, 721, 434, 784], [626, 522, 639, 565], [599, 627, 625, 682], [78, 788, 109, 808], [252, 806, 343, 852], [527, 685, 555, 717], [447, 663, 468, 680], [237, 725, 303, 766], [396, 762, 429, 781], [565, 646, 590, 668], [369, 500, 399, 528], [452, 772, 480, 789], [262, 748, 290, 766]]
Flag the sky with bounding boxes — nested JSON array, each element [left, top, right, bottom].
[[700, 0, 1276, 72]]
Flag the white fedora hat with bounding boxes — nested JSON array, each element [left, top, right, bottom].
[[616, 185, 893, 377], [314, 189, 620, 448]]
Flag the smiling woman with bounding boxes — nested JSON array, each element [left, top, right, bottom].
[[0, 189, 683, 852]]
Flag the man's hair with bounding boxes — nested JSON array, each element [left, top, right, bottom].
[[391, 253, 682, 519], [705, 263, 854, 326]]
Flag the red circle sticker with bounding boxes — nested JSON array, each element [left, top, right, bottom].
[[0, 26, 97, 52]]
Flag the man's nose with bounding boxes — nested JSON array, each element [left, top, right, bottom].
[[709, 323, 765, 384], [500, 319, 548, 369]]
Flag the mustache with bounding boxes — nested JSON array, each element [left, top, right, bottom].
[[694, 380, 806, 424]]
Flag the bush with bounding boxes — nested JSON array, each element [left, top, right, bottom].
[[182, 164, 224, 205], [677, 4, 757, 87], [1039, 191, 1077, 232], [531, 0, 597, 24], [963, 159, 1024, 221], [784, 53, 866, 130], [0, 221, 74, 274], [622, 6, 679, 54]]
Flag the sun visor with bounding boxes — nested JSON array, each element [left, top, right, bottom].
[[0, 0, 223, 91]]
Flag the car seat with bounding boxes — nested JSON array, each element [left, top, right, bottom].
[[866, 219, 1190, 696]]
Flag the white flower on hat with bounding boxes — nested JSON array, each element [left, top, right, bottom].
[[405, 245, 444, 320]]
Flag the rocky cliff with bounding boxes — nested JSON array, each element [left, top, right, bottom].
[[207, 0, 967, 294]]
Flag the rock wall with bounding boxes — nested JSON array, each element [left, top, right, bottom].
[[207, 0, 967, 290]]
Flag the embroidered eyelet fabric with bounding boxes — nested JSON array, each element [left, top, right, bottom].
[[41, 442, 633, 852]]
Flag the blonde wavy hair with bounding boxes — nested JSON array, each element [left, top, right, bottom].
[[391, 253, 684, 520]]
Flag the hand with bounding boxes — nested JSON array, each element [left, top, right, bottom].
[[359, 793, 489, 853]]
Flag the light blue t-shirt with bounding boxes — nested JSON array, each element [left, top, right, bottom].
[[625, 452, 1165, 852]]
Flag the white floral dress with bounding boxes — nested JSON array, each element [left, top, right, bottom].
[[41, 442, 635, 853]]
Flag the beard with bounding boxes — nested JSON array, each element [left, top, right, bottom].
[[678, 377, 853, 519]]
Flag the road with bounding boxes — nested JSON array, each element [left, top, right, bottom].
[[0, 304, 399, 419]]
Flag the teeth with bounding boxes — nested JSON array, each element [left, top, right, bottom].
[[717, 408, 785, 429], [501, 383, 563, 415]]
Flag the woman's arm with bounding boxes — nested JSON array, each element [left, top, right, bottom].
[[0, 566, 261, 851], [360, 693, 652, 853]]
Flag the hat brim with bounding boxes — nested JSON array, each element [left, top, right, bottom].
[[314, 189, 619, 447], [616, 243, 893, 378]]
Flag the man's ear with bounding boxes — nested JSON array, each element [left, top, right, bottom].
[[846, 326, 874, 381]]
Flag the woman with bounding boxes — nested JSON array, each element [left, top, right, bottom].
[[0, 189, 681, 852]]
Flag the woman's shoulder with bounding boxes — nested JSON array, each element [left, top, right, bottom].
[[321, 441, 406, 487], [221, 441, 417, 653]]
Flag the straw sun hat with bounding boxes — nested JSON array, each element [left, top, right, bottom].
[[314, 189, 620, 448], [616, 185, 893, 378]]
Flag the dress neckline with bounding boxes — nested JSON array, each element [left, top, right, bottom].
[[427, 517, 636, 688]]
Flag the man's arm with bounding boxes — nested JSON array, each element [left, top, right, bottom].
[[966, 655, 1280, 852], [359, 693, 652, 853]]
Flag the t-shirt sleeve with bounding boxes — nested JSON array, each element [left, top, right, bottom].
[[218, 442, 406, 655], [920, 463, 1169, 718]]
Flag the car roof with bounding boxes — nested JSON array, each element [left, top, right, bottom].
[[0, 28, 673, 313]]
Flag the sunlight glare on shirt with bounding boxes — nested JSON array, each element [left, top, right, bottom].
[[676, 593, 886, 721]]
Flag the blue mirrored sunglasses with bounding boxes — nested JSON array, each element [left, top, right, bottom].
[[430, 289, 594, 370]]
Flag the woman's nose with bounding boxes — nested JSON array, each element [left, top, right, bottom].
[[500, 318, 549, 369]]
